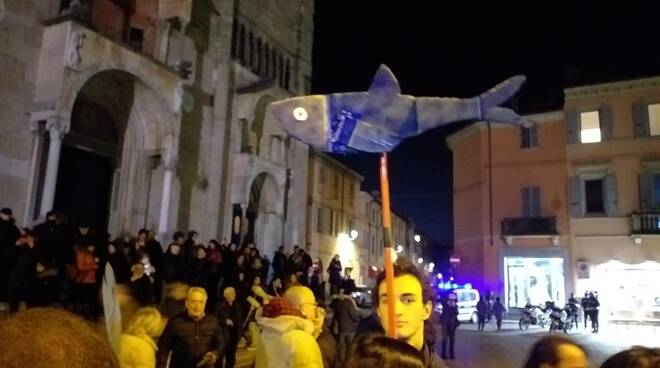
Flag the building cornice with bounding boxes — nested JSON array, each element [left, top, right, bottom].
[[565, 76, 660, 98], [311, 150, 365, 181], [447, 110, 563, 149]]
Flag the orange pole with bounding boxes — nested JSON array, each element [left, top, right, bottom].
[[379, 153, 396, 338]]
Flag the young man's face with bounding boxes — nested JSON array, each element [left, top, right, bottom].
[[377, 274, 432, 347]]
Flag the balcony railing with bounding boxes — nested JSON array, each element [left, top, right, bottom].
[[501, 217, 558, 236], [631, 212, 660, 234]]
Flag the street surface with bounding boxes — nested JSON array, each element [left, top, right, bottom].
[[443, 319, 660, 368]]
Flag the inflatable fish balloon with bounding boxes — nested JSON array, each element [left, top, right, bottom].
[[268, 64, 529, 153]]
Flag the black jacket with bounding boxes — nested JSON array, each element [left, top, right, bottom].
[[0, 219, 20, 295], [106, 251, 131, 284], [0, 219, 20, 256], [355, 312, 385, 337], [161, 252, 186, 283], [157, 311, 227, 368], [272, 251, 287, 275], [215, 300, 243, 338]]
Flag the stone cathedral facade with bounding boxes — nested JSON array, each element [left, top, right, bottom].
[[0, 0, 314, 257]]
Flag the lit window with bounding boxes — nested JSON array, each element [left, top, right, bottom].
[[580, 111, 601, 143], [648, 104, 660, 136]]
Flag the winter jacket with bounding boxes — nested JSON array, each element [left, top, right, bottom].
[[327, 259, 342, 286], [421, 342, 447, 368], [107, 251, 131, 284], [316, 327, 337, 368], [156, 311, 226, 368], [492, 301, 506, 318], [74, 247, 98, 284], [119, 333, 157, 368], [272, 251, 287, 276], [329, 297, 360, 333], [215, 300, 244, 339], [7, 243, 38, 292], [255, 314, 323, 368], [161, 252, 186, 283]]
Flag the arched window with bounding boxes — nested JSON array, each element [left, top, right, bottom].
[[271, 50, 277, 79], [256, 38, 262, 72], [278, 55, 284, 87], [248, 32, 254, 68], [264, 44, 270, 76], [238, 25, 246, 63], [231, 19, 238, 58], [284, 59, 291, 90]]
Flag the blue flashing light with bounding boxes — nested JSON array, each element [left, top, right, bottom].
[[463, 283, 472, 290], [449, 276, 454, 281]]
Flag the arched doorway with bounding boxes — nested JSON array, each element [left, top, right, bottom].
[[45, 69, 176, 237], [53, 71, 134, 232], [244, 172, 282, 257]]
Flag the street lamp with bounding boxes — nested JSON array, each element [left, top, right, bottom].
[[396, 245, 404, 253], [417, 257, 424, 264], [349, 229, 358, 240], [414, 234, 421, 243]]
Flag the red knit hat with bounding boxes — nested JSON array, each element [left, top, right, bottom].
[[261, 297, 303, 318]]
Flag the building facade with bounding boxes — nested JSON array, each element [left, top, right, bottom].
[[448, 76, 660, 323], [362, 191, 418, 285], [0, 0, 313, 260], [306, 151, 365, 282]]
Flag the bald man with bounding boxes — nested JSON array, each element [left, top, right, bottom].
[[285, 286, 337, 368]]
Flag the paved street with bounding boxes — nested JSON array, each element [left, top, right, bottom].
[[442, 320, 660, 368]]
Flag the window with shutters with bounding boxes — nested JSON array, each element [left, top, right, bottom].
[[570, 171, 617, 217], [317, 206, 332, 235], [639, 166, 660, 211], [649, 104, 660, 136], [654, 175, 660, 208], [580, 111, 601, 143], [521, 125, 539, 149], [319, 166, 325, 184], [521, 187, 541, 217], [333, 174, 339, 199], [316, 207, 322, 233], [349, 182, 355, 206], [584, 179, 605, 214]]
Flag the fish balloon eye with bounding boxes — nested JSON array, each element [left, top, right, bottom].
[[293, 107, 308, 121]]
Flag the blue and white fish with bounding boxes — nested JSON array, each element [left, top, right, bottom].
[[267, 64, 529, 153]]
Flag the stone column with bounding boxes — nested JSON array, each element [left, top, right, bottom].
[[156, 19, 172, 63], [23, 121, 46, 225], [158, 151, 176, 236], [39, 118, 65, 218]]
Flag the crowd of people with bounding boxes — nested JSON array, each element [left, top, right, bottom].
[[1, 206, 659, 368]]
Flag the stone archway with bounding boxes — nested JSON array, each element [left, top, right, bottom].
[[33, 68, 180, 237], [245, 172, 282, 257], [27, 21, 183, 237]]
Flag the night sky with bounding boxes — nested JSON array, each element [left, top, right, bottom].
[[311, 2, 660, 243]]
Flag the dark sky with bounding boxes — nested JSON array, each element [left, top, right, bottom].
[[310, 2, 660, 242]]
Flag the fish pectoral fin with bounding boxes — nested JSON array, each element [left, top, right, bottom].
[[368, 64, 401, 97], [483, 107, 531, 127], [478, 75, 526, 108]]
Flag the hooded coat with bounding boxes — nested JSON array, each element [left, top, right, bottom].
[[255, 314, 323, 368]]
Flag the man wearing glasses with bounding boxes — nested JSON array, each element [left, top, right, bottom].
[[285, 286, 336, 368]]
